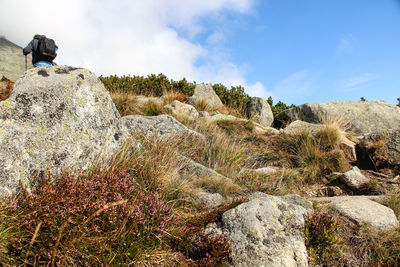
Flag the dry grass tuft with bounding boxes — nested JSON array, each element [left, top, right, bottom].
[[110, 91, 141, 116], [194, 175, 244, 197], [162, 90, 188, 105]]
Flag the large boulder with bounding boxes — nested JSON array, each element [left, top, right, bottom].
[[187, 83, 223, 109], [339, 166, 369, 191], [0, 66, 125, 197], [245, 97, 274, 127], [163, 100, 199, 120], [359, 129, 400, 167], [276, 100, 400, 135], [221, 192, 313, 267]]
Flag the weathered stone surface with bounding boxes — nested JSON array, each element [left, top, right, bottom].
[[221, 192, 313, 267], [282, 120, 325, 135], [326, 196, 399, 231], [163, 100, 199, 120], [252, 124, 280, 136], [0, 66, 124, 197], [177, 155, 225, 178], [245, 97, 274, 127], [359, 129, 400, 166], [202, 113, 241, 123], [187, 83, 223, 109], [121, 114, 203, 139], [276, 100, 400, 135], [195, 192, 224, 208], [339, 166, 369, 191]]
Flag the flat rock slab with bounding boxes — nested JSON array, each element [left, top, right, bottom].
[[314, 196, 399, 231]]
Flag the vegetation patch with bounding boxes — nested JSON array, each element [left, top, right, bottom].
[[305, 210, 343, 266]]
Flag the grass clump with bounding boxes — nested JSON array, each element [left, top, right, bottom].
[[271, 127, 346, 182], [110, 91, 141, 116], [142, 100, 162, 116], [350, 226, 400, 266]]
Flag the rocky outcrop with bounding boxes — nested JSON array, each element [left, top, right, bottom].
[[0, 36, 33, 82], [178, 155, 225, 178], [163, 100, 199, 120], [314, 196, 399, 231], [220, 192, 313, 267], [359, 129, 400, 167], [282, 120, 325, 135], [245, 97, 274, 127], [276, 100, 400, 135], [0, 66, 125, 197], [121, 114, 203, 139], [339, 166, 369, 191], [187, 83, 223, 109]]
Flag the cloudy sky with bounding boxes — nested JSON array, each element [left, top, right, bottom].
[[1, 0, 399, 105]]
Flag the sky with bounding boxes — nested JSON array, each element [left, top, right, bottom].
[[0, 0, 399, 106]]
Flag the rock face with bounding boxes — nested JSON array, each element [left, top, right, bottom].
[[121, 114, 202, 139], [339, 167, 369, 191], [0, 36, 33, 82], [282, 120, 325, 135], [276, 101, 400, 135], [324, 196, 399, 231], [187, 83, 223, 109], [163, 100, 199, 120], [245, 97, 274, 127], [359, 129, 400, 166], [221, 192, 313, 267], [0, 66, 124, 197]]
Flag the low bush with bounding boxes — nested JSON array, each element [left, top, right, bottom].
[[5, 170, 173, 265], [305, 211, 343, 265]]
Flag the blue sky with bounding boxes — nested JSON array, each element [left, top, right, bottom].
[[195, 0, 400, 105], [1, 0, 399, 105]]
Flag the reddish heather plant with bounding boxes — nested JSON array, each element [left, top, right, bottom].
[[6, 169, 173, 265]]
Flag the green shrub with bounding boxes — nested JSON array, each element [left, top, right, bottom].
[[305, 211, 342, 265], [213, 83, 251, 115], [100, 74, 195, 96]]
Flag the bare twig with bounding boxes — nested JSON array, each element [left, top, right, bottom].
[[24, 221, 42, 266]]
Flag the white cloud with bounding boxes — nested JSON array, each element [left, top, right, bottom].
[[0, 0, 269, 100], [343, 73, 376, 88]]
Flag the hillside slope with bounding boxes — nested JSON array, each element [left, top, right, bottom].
[[0, 36, 33, 81]]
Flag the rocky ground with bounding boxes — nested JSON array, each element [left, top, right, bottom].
[[1, 65, 400, 266]]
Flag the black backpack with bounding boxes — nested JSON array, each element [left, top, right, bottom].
[[36, 36, 57, 59]]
